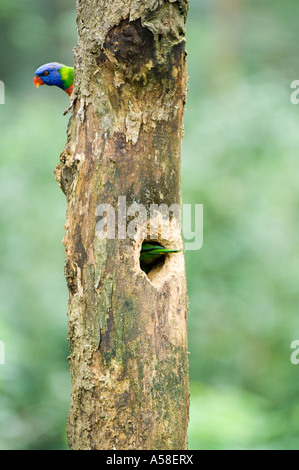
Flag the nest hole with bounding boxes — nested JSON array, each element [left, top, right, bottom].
[[140, 241, 167, 276]]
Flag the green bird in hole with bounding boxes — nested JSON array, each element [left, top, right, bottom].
[[140, 243, 181, 274]]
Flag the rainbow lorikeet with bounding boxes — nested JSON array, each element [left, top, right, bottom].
[[140, 243, 180, 274], [34, 62, 74, 96]]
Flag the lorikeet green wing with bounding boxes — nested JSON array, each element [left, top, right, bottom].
[[140, 243, 181, 273]]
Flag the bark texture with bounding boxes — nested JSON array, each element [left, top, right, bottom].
[[55, 0, 189, 450]]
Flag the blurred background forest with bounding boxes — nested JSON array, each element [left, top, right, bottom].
[[1, 0, 299, 450]]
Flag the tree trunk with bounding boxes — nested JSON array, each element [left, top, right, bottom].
[[55, 0, 189, 450]]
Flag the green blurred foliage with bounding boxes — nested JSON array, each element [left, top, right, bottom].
[[1, 0, 299, 450]]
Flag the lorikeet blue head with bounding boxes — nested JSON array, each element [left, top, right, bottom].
[[34, 62, 74, 96]]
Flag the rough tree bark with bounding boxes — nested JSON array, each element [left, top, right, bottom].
[[55, 0, 189, 450]]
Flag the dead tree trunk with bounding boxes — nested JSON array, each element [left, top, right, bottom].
[[55, 0, 189, 450]]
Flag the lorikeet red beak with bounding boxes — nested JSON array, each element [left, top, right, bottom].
[[33, 75, 44, 88]]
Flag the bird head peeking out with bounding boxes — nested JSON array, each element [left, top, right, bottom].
[[34, 62, 74, 96]]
